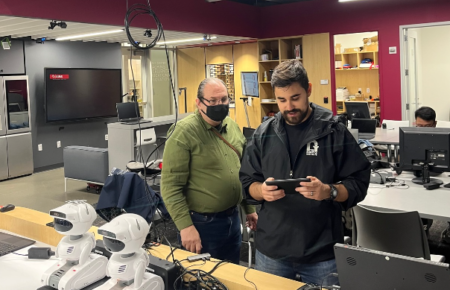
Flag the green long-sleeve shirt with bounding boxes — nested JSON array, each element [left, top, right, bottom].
[[161, 110, 255, 231]]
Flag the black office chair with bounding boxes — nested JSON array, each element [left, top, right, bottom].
[[352, 205, 445, 262], [238, 205, 255, 266]]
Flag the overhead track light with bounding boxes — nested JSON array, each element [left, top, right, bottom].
[[48, 20, 67, 30], [143, 29, 152, 38], [156, 36, 217, 45], [55, 30, 123, 41]]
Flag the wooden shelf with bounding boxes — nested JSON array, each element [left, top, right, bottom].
[[259, 60, 280, 63], [336, 68, 379, 71], [338, 51, 379, 55], [259, 81, 271, 84], [337, 100, 379, 103], [261, 101, 277, 104], [281, 58, 302, 62]]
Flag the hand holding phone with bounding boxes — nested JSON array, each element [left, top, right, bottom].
[[261, 177, 286, 202], [265, 178, 311, 194]]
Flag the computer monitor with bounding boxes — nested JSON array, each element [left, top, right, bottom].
[[399, 127, 450, 184], [334, 244, 450, 290], [241, 72, 259, 97], [345, 101, 371, 120], [351, 118, 376, 139], [116, 102, 140, 122]]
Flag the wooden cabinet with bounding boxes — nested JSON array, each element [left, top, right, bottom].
[[233, 42, 260, 129], [205, 46, 233, 65], [303, 33, 332, 111], [257, 33, 332, 121], [176, 47, 205, 114]]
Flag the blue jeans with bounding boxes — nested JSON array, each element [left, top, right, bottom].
[[178, 207, 241, 264], [255, 250, 339, 286]]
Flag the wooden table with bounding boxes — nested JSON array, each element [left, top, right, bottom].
[[0, 207, 304, 290]]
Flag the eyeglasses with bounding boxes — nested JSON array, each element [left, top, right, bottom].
[[200, 97, 231, 106]]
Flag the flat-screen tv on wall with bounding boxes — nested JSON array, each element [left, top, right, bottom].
[[45, 68, 122, 122]]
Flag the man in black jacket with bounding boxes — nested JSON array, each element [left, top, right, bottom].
[[239, 60, 370, 285]]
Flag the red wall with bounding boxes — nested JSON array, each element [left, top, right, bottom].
[[2, 0, 450, 120], [259, 0, 450, 121], [0, 0, 261, 38]]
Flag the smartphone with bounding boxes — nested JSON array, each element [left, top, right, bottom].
[[265, 178, 311, 194]]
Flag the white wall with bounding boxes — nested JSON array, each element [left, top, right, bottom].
[[334, 31, 378, 51], [414, 25, 450, 121]]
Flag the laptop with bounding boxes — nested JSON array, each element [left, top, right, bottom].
[[334, 243, 450, 290], [0, 232, 35, 257], [116, 102, 151, 124], [243, 127, 255, 140], [348, 128, 359, 142], [351, 118, 376, 140]]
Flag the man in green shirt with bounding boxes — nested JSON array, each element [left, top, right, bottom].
[[161, 78, 257, 264]]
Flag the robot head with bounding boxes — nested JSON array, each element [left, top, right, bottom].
[[49, 201, 97, 236], [97, 213, 150, 255]]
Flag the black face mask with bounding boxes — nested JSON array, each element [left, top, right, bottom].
[[201, 103, 229, 122]]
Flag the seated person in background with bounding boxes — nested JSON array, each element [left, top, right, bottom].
[[415, 106, 437, 127]]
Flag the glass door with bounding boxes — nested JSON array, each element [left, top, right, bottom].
[[4, 76, 30, 134]]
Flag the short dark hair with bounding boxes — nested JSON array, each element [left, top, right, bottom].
[[197, 77, 227, 99], [415, 106, 436, 121], [271, 60, 309, 92]]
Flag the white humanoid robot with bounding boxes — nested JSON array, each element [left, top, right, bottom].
[[94, 213, 164, 290], [42, 200, 108, 290]]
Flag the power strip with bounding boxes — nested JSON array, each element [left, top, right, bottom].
[[147, 257, 180, 290]]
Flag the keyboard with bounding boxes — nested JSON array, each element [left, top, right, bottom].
[[359, 134, 375, 140], [0, 232, 35, 257], [0, 242, 20, 256]]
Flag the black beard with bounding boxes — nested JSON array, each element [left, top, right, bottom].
[[283, 108, 309, 125]]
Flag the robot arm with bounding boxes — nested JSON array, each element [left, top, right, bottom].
[[78, 242, 92, 266], [134, 260, 146, 288], [55, 242, 60, 258]]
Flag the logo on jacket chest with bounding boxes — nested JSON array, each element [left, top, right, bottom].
[[306, 140, 319, 156]]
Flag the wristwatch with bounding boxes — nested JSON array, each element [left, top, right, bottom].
[[327, 184, 338, 201]]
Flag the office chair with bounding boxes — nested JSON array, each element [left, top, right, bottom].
[[436, 120, 450, 128], [238, 205, 255, 266], [352, 205, 445, 262], [382, 120, 410, 130]]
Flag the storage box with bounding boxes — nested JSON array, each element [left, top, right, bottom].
[[344, 47, 360, 53], [336, 87, 349, 101], [363, 36, 378, 44], [363, 42, 378, 52]]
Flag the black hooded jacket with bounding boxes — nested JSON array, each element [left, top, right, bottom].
[[239, 103, 370, 263]]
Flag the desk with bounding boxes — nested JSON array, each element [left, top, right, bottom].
[[360, 171, 450, 222], [369, 128, 399, 162], [0, 230, 57, 289], [108, 113, 191, 170], [0, 207, 304, 290]]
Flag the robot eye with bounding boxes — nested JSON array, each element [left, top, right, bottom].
[[103, 237, 125, 252], [54, 218, 73, 232]]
